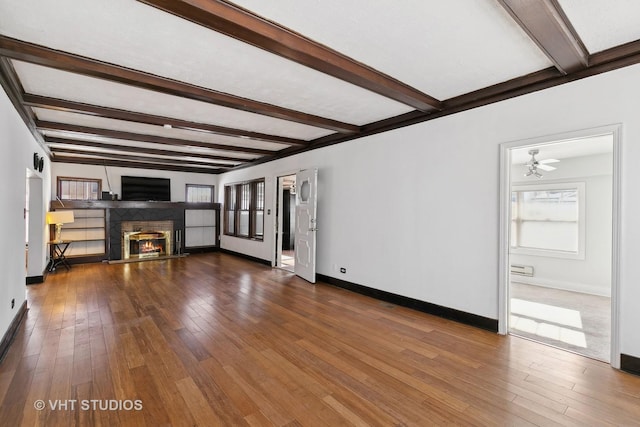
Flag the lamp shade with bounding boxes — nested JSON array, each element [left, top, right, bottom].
[[46, 210, 74, 225]]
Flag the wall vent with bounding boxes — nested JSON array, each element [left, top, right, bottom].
[[510, 264, 534, 277]]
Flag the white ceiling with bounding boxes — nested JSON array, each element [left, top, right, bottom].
[[557, 0, 640, 53], [13, 61, 333, 140], [511, 134, 613, 165], [1, 0, 413, 123], [229, 0, 554, 99], [0, 0, 639, 173]]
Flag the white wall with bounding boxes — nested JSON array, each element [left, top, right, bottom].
[[218, 63, 640, 359], [50, 163, 218, 203], [510, 153, 612, 296], [0, 88, 51, 339], [5, 62, 640, 361]]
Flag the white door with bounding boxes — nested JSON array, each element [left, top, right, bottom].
[[275, 176, 284, 268], [294, 169, 318, 283]]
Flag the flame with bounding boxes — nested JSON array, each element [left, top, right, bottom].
[[140, 240, 163, 253]]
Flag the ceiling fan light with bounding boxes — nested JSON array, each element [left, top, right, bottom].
[[538, 164, 556, 171], [524, 148, 558, 177]]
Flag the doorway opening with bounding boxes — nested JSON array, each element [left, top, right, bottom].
[[500, 126, 620, 366], [276, 174, 296, 272], [26, 169, 45, 283]]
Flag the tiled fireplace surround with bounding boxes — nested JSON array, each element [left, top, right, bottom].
[[108, 207, 185, 260]]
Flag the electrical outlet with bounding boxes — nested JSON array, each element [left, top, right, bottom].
[[340, 267, 346, 274], [11, 298, 15, 309]]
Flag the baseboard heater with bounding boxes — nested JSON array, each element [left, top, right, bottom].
[[510, 264, 534, 277]]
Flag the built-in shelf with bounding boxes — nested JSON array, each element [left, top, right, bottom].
[[54, 208, 106, 257], [185, 209, 218, 248], [49, 200, 220, 263]]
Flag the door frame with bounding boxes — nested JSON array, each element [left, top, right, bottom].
[[273, 171, 298, 269], [294, 168, 318, 283], [498, 124, 622, 368]]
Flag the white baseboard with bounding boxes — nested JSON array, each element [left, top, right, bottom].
[[511, 275, 611, 297]]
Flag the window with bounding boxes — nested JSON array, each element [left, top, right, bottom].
[[253, 180, 265, 239], [511, 182, 585, 259], [224, 185, 236, 235], [238, 183, 250, 237], [186, 184, 214, 203], [224, 179, 265, 240], [57, 177, 101, 200]]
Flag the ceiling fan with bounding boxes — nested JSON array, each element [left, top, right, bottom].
[[524, 149, 559, 178]]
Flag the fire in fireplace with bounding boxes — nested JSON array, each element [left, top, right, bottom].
[[122, 221, 173, 259], [129, 231, 167, 258]]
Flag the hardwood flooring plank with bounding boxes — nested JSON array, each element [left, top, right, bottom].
[[2, 353, 38, 405], [223, 365, 295, 426], [1, 253, 639, 426], [20, 358, 53, 427], [130, 364, 171, 426], [175, 328, 212, 362], [0, 368, 15, 404], [511, 395, 580, 426], [175, 376, 225, 427], [244, 411, 275, 427], [140, 351, 197, 426], [199, 357, 262, 419], [564, 406, 619, 426], [296, 339, 452, 425], [102, 325, 138, 401], [240, 346, 350, 427], [119, 331, 146, 369], [571, 381, 640, 416]]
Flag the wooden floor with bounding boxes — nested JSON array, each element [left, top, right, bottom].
[[1, 253, 639, 426]]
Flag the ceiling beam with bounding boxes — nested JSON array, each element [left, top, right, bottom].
[[23, 94, 309, 146], [45, 136, 247, 163], [137, 0, 442, 112], [0, 58, 48, 148], [36, 120, 275, 156], [235, 38, 640, 172], [0, 35, 359, 133], [52, 155, 223, 174], [51, 147, 233, 169], [498, 0, 588, 74], [589, 38, 640, 68]]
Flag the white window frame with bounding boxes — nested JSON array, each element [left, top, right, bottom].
[[510, 182, 586, 260], [186, 184, 214, 203]]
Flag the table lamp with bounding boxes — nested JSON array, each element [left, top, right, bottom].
[[46, 210, 75, 243]]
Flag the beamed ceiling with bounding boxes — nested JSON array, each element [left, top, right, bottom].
[[1, 0, 640, 174]]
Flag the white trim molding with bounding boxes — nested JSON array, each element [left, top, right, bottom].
[[499, 124, 622, 369], [511, 277, 611, 297]]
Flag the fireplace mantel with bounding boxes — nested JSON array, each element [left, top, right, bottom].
[[51, 200, 220, 210]]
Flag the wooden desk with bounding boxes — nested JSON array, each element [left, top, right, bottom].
[[48, 241, 72, 272]]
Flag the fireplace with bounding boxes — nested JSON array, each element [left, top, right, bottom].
[[121, 221, 173, 260]]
